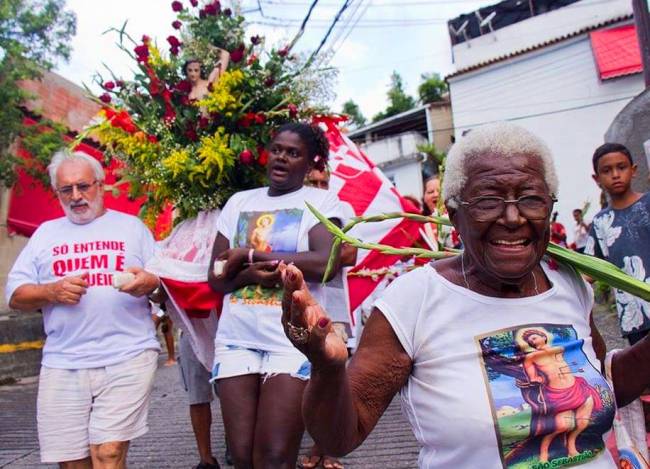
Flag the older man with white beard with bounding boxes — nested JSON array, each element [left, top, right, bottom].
[[6, 149, 161, 469]]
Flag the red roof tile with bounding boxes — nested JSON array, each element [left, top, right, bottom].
[[590, 24, 642, 80]]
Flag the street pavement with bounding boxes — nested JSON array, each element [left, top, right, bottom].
[[0, 303, 625, 468], [0, 357, 420, 468]]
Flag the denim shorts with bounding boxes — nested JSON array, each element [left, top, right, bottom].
[[211, 344, 311, 382]]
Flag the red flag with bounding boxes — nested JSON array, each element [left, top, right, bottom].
[[314, 116, 423, 318]]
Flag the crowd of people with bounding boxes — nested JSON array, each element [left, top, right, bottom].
[[5, 120, 650, 469]]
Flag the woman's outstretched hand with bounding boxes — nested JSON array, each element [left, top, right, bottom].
[[281, 264, 348, 369]]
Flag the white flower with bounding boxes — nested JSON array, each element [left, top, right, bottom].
[[616, 256, 650, 332], [592, 212, 622, 257]]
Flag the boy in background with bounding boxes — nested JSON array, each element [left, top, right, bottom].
[[585, 142, 650, 344]]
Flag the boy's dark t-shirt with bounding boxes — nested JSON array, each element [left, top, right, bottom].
[[585, 192, 650, 337]]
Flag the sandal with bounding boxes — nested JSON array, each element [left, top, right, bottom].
[[297, 454, 322, 468], [322, 456, 343, 469]]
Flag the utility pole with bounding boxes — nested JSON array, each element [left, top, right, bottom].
[[632, 0, 650, 87]]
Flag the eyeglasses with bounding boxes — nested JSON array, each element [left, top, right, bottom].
[[56, 180, 99, 198], [457, 194, 557, 222]]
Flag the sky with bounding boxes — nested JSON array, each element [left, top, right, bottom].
[[54, 0, 497, 121]]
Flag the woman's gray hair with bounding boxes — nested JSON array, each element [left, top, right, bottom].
[[442, 122, 559, 208], [48, 149, 105, 189]]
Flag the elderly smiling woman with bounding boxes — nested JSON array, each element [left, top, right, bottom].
[[280, 123, 650, 469]]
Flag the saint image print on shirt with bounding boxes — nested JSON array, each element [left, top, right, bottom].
[[231, 209, 303, 305], [476, 324, 615, 469]]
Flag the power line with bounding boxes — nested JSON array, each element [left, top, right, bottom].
[[287, 0, 321, 49], [432, 95, 636, 134], [309, 0, 354, 60]]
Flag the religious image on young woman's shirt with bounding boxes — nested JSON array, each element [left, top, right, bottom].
[[231, 209, 303, 304], [475, 323, 615, 469]]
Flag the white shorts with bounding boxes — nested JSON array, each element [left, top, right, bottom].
[[211, 344, 311, 382], [37, 349, 158, 463]]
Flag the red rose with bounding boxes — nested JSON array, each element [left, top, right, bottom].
[[171, 1, 183, 12], [204, 2, 220, 15], [167, 35, 181, 48], [264, 76, 275, 87], [250, 35, 261, 45], [255, 113, 266, 125], [149, 78, 163, 96], [103, 81, 115, 90], [278, 46, 289, 57], [190, 0, 198, 5], [163, 106, 176, 123], [198, 116, 209, 129], [199, 8, 206, 18], [99, 93, 111, 104], [170, 45, 180, 56], [239, 149, 253, 165], [257, 148, 269, 166], [247, 54, 258, 66], [134, 44, 149, 62], [185, 128, 198, 141], [288, 103, 298, 118], [172, 20, 182, 29], [147, 135, 158, 143], [175, 79, 192, 94], [142, 35, 151, 43], [179, 95, 190, 106], [230, 44, 245, 63]]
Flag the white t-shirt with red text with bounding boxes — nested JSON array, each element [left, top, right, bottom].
[[6, 210, 160, 369]]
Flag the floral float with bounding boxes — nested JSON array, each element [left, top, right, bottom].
[[81, 0, 331, 224]]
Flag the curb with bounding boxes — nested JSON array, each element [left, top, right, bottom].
[[0, 310, 44, 382]]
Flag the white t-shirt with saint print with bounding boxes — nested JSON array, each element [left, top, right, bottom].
[[214, 186, 345, 352], [374, 261, 616, 469], [6, 210, 160, 369]]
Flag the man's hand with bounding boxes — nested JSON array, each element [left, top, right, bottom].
[[119, 267, 160, 297], [46, 272, 89, 305]]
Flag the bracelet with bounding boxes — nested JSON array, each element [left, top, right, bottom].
[[248, 248, 255, 264]]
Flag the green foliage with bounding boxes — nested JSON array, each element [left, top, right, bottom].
[[372, 71, 416, 123], [417, 72, 447, 104], [341, 99, 366, 128], [0, 0, 76, 187]]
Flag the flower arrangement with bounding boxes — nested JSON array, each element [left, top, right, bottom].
[[82, 0, 331, 222]]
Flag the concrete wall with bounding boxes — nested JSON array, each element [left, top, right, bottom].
[[450, 0, 631, 71], [428, 103, 454, 152], [448, 34, 645, 242], [0, 188, 28, 309]]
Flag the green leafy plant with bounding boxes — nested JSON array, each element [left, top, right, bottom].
[[307, 204, 650, 301]]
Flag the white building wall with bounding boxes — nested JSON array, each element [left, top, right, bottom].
[[360, 131, 427, 200], [448, 34, 645, 242], [383, 162, 424, 200]]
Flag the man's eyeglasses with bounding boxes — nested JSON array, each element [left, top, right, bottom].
[[56, 180, 99, 198], [456, 194, 557, 222]]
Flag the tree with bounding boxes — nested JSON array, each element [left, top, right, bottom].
[[418, 72, 448, 104], [372, 71, 416, 123], [341, 99, 366, 128], [0, 0, 76, 187]]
